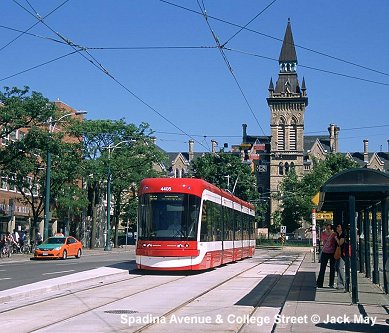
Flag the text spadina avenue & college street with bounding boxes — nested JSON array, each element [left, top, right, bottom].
[[120, 313, 377, 327]]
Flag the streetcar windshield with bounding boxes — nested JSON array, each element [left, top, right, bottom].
[[138, 193, 200, 240]]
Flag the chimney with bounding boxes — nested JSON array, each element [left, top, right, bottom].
[[334, 125, 340, 153], [188, 140, 194, 162], [150, 136, 157, 145], [211, 140, 218, 155], [328, 124, 335, 152], [363, 139, 369, 163], [328, 124, 340, 153], [242, 124, 247, 143]]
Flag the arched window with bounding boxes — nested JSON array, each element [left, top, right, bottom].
[[277, 118, 285, 150], [285, 162, 290, 174], [290, 162, 295, 170], [290, 118, 297, 150], [278, 162, 284, 175]]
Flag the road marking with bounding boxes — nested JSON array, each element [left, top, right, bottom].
[[0, 277, 11, 280], [0, 269, 6, 272], [42, 270, 75, 275]]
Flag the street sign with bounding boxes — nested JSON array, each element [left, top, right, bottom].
[[280, 225, 286, 233]]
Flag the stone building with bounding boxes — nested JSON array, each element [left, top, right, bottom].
[[153, 20, 389, 229], [235, 20, 389, 227]]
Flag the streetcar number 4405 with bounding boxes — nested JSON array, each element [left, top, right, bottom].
[[160, 186, 172, 191]]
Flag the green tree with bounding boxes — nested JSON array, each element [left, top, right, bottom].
[[1, 120, 84, 239], [277, 153, 358, 232], [0, 88, 85, 239], [70, 119, 167, 248], [190, 152, 259, 203]]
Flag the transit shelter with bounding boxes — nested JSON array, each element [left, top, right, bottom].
[[318, 168, 389, 303]]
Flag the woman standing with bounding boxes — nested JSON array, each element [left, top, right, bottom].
[[334, 224, 345, 290], [316, 223, 336, 288]]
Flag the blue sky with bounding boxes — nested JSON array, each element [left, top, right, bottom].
[[0, 1, 388, 154]]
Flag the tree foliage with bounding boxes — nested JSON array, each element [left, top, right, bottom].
[[0, 87, 84, 237], [190, 152, 259, 203], [277, 153, 358, 232], [70, 119, 167, 247]]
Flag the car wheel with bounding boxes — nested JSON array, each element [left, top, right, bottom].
[[62, 250, 67, 260], [76, 249, 81, 258]]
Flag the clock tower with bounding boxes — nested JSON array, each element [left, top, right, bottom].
[[267, 19, 308, 218]]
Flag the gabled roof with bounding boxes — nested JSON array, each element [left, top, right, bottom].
[[346, 151, 389, 171], [304, 135, 331, 154]]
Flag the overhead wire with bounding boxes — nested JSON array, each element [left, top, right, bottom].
[[11, 0, 211, 152], [159, 0, 389, 79], [5, 2, 388, 151], [196, 0, 266, 136], [224, 47, 389, 87], [0, 50, 80, 82], [0, 0, 70, 52], [0, 25, 67, 45], [221, 0, 278, 47]]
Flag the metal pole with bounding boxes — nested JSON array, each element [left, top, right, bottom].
[[349, 194, 359, 304], [372, 205, 379, 284], [364, 209, 371, 278], [104, 163, 112, 251], [381, 198, 388, 293], [44, 147, 51, 241], [312, 208, 317, 263]]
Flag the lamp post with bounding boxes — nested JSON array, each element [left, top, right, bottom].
[[43, 111, 87, 241], [103, 140, 134, 251]]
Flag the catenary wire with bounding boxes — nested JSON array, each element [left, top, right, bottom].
[[0, 25, 67, 45], [224, 47, 389, 87], [0, 0, 70, 52], [196, 0, 266, 136], [7, 2, 388, 150], [0, 50, 80, 82], [12, 0, 211, 153], [159, 0, 389, 78], [222, 0, 278, 47]]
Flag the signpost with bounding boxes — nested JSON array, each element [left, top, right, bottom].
[[280, 225, 286, 246], [312, 209, 317, 262]]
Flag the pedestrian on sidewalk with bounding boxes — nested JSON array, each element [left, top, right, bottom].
[[316, 223, 336, 288], [334, 223, 346, 291]]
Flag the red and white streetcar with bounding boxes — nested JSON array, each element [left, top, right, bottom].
[[136, 178, 256, 271]]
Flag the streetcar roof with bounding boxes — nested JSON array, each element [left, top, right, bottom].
[[139, 178, 254, 210]]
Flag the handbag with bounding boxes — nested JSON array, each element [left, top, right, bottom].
[[334, 245, 341, 260]]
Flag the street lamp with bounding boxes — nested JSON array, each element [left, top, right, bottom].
[[43, 111, 87, 241], [103, 140, 135, 251]]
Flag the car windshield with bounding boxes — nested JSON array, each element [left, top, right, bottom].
[[45, 237, 66, 245]]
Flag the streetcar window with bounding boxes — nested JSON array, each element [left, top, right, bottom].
[[138, 193, 200, 240], [200, 200, 222, 242]]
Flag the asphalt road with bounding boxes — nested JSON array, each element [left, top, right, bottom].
[[0, 250, 135, 291]]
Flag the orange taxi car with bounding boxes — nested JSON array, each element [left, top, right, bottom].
[[34, 236, 82, 259]]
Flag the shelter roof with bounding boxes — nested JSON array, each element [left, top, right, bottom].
[[318, 168, 389, 212]]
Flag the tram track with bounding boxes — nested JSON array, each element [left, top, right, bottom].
[[1, 250, 302, 333], [133, 251, 303, 333]]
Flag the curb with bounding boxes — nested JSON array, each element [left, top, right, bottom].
[[0, 266, 130, 304]]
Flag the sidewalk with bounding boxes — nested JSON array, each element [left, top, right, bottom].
[[275, 252, 389, 332]]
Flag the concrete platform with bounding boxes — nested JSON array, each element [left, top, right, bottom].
[[1, 247, 388, 332], [275, 252, 389, 332]]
